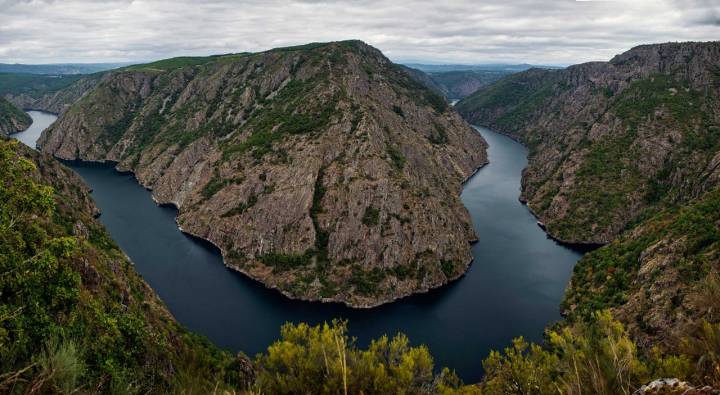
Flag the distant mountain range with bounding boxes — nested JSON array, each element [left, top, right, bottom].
[[403, 63, 563, 73], [0, 62, 132, 75]]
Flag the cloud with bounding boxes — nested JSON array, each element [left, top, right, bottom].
[[0, 0, 718, 65]]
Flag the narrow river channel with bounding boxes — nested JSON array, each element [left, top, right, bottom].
[[15, 111, 582, 382]]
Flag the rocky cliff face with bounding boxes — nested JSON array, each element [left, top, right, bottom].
[[39, 41, 488, 307], [457, 41, 720, 245], [0, 97, 31, 135]]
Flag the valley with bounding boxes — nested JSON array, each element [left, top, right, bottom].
[[14, 110, 583, 383], [0, 7, 718, 388]]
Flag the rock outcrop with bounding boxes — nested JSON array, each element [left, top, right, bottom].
[[0, 97, 31, 135], [634, 379, 718, 395], [39, 40, 488, 307], [457, 41, 720, 245]]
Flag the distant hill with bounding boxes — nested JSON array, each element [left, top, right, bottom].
[[0, 62, 131, 75], [404, 63, 562, 73]]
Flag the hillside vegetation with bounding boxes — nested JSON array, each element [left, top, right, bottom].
[[0, 139, 253, 393]]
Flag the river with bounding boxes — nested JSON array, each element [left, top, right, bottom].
[[15, 111, 582, 382]]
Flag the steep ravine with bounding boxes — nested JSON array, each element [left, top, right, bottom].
[[39, 40, 488, 308]]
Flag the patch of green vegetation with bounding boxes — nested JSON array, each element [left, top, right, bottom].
[[254, 320, 470, 394], [440, 260, 457, 279], [614, 73, 704, 130], [310, 167, 330, 264], [548, 130, 643, 240], [493, 80, 556, 131], [386, 145, 406, 170], [428, 121, 449, 144], [258, 252, 314, 273], [388, 64, 448, 113], [123, 56, 217, 72], [201, 175, 227, 199], [350, 107, 363, 133], [268, 42, 332, 53], [221, 194, 258, 217], [350, 266, 386, 296], [221, 79, 340, 161], [564, 187, 720, 319], [361, 206, 381, 226], [482, 311, 655, 393], [102, 107, 137, 149]]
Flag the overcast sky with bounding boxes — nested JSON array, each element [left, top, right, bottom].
[[1, 0, 718, 66]]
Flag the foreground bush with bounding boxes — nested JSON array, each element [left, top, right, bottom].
[[252, 320, 475, 395], [480, 310, 720, 394]]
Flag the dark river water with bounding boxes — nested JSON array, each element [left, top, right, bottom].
[[17, 111, 582, 382]]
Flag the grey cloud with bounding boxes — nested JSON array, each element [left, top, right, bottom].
[[0, 0, 718, 65]]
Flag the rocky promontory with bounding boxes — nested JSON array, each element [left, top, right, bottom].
[[39, 40, 488, 307]]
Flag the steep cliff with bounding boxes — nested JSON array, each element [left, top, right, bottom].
[[39, 40, 488, 307], [0, 97, 31, 135], [457, 41, 720, 245], [0, 139, 252, 393]]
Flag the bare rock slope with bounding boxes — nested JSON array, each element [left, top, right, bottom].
[[40, 40, 487, 307]]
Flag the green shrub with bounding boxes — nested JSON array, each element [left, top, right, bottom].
[[254, 320, 472, 394], [362, 206, 380, 226]]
